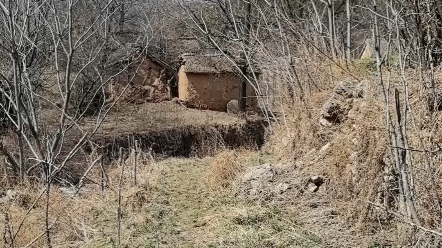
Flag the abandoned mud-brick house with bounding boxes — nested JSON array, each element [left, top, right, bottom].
[[178, 53, 256, 111], [105, 50, 176, 104]]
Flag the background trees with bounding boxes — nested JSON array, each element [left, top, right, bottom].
[[2, 0, 442, 246], [0, 1, 152, 246], [182, 0, 442, 240]]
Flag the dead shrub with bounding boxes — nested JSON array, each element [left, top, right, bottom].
[[14, 191, 35, 210], [262, 56, 391, 228], [324, 99, 386, 227], [263, 91, 329, 161], [207, 150, 245, 190]]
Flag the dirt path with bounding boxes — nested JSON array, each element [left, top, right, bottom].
[[2, 154, 389, 247], [126, 157, 326, 248]]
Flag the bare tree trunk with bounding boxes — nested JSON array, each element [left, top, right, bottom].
[[101, 155, 105, 192], [119, 1, 125, 31], [373, 0, 420, 224], [238, 0, 252, 115], [372, 0, 405, 214], [346, 0, 351, 64], [45, 180, 52, 248], [393, 89, 421, 225], [8, 0, 24, 181], [12, 54, 24, 182], [117, 147, 124, 247], [133, 140, 138, 186], [426, 1, 437, 112], [327, 0, 336, 59], [310, 0, 327, 51]]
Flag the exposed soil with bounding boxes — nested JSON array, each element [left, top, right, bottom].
[[85, 102, 268, 159], [46, 102, 268, 184]]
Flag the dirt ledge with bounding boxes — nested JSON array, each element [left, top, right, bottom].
[[95, 119, 268, 159]]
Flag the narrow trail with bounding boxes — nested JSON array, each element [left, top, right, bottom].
[[149, 158, 227, 247], [160, 159, 214, 228], [136, 157, 326, 248]]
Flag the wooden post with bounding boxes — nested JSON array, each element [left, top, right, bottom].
[[393, 89, 421, 225], [239, 61, 247, 116], [133, 140, 138, 186], [100, 154, 108, 192], [117, 147, 124, 247]]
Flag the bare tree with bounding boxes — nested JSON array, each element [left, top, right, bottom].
[[326, 0, 337, 59], [346, 0, 352, 63], [0, 0, 157, 245]]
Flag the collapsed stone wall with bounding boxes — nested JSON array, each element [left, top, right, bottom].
[[106, 58, 173, 104]]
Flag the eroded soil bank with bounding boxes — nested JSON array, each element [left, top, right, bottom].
[[94, 119, 268, 159], [35, 102, 269, 184], [76, 102, 269, 159]]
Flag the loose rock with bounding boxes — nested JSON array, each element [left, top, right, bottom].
[[0, 190, 16, 204], [334, 80, 364, 98], [241, 163, 275, 183], [307, 184, 320, 193], [320, 96, 353, 125], [238, 163, 276, 200], [275, 182, 291, 194], [59, 186, 79, 197], [320, 80, 364, 126], [227, 99, 239, 114]]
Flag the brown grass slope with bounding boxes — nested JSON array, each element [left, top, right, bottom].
[[261, 61, 442, 246]]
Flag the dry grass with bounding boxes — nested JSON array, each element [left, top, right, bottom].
[[263, 93, 328, 161], [6, 50, 442, 247], [260, 91, 389, 232], [262, 57, 388, 226], [273, 83, 386, 226], [324, 97, 386, 227], [83, 101, 245, 137], [207, 150, 243, 190], [206, 149, 266, 190], [0, 149, 162, 247], [259, 51, 442, 245], [1, 150, 338, 247]]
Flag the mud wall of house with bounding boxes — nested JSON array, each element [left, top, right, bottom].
[[178, 66, 190, 101], [131, 59, 163, 86], [178, 67, 255, 111], [107, 58, 170, 103]]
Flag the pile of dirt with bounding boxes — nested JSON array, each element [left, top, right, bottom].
[[235, 146, 329, 203]]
